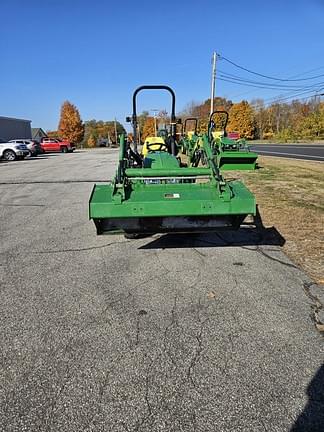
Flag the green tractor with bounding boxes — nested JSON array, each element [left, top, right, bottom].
[[208, 110, 258, 171], [89, 85, 256, 235], [180, 117, 199, 157]]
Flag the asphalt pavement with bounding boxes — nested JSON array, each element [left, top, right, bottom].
[[0, 149, 323, 432], [250, 143, 324, 161]]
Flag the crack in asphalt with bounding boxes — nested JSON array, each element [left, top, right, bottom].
[[186, 325, 204, 388], [132, 356, 156, 432], [163, 296, 179, 366], [33, 240, 129, 254], [82, 351, 129, 432]]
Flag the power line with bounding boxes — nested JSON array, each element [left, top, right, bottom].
[[217, 76, 324, 92], [252, 88, 324, 109], [218, 70, 324, 90], [287, 65, 324, 79], [227, 66, 324, 99], [219, 54, 324, 82]]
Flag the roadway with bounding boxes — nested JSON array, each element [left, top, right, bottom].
[[0, 149, 323, 431], [250, 143, 324, 161]]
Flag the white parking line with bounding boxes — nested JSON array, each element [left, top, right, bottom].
[[256, 150, 324, 160], [255, 145, 324, 149]]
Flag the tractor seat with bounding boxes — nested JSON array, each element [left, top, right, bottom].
[[142, 136, 168, 156], [212, 131, 224, 140]]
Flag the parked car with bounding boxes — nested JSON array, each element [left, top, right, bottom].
[[0, 138, 29, 161], [9, 139, 43, 156], [40, 137, 75, 153]]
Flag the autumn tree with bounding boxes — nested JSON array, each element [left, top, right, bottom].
[[87, 134, 96, 147], [134, 110, 149, 140], [298, 103, 324, 138], [141, 117, 156, 141], [58, 101, 84, 144], [127, 133, 134, 143], [251, 99, 270, 139], [227, 101, 256, 139]]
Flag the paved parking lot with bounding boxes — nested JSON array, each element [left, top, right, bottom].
[[0, 150, 323, 431]]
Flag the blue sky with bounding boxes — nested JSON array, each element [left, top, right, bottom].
[[1, 0, 324, 130]]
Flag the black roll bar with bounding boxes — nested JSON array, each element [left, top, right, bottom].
[[131, 85, 177, 154]]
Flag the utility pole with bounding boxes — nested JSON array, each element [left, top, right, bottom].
[[114, 118, 118, 145], [210, 51, 217, 116], [151, 109, 159, 136]]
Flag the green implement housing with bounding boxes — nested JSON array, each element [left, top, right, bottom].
[[89, 86, 256, 235], [208, 111, 258, 171]]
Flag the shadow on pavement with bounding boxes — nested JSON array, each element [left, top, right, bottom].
[[139, 207, 285, 249], [290, 364, 324, 432]]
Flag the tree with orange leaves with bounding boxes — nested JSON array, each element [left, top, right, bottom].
[[141, 117, 156, 142], [227, 101, 256, 139], [87, 134, 96, 148], [58, 101, 84, 144]]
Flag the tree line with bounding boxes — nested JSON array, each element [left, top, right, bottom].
[[82, 120, 125, 147], [47, 96, 324, 146], [180, 96, 324, 141]]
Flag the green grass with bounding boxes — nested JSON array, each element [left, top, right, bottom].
[[231, 156, 324, 282]]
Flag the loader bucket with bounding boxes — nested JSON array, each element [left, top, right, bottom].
[[217, 151, 258, 171], [208, 111, 258, 171]]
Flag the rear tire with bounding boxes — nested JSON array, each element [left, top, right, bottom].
[[61, 146, 68, 153], [3, 150, 17, 161]]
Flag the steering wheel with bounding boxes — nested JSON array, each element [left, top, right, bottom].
[[146, 142, 169, 153]]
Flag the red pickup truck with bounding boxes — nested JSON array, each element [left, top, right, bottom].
[[40, 137, 75, 153]]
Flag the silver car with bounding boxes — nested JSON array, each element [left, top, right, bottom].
[[9, 139, 42, 157]]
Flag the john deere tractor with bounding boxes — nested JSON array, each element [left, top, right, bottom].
[[180, 117, 199, 158], [208, 110, 258, 171], [89, 86, 256, 235]]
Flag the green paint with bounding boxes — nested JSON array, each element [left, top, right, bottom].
[[89, 131, 257, 234]]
